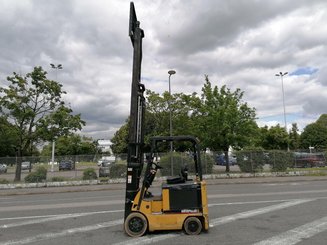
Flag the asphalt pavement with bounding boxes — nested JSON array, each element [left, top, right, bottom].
[[2, 178, 327, 244]]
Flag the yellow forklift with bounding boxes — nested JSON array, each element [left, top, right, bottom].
[[124, 136, 209, 236], [123, 3, 209, 237]]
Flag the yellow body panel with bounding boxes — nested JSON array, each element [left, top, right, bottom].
[[151, 200, 162, 213], [162, 188, 170, 211], [131, 181, 209, 232], [200, 181, 209, 230]]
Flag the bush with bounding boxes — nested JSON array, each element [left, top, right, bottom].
[[201, 153, 214, 174], [236, 148, 266, 173], [159, 152, 193, 176], [109, 164, 126, 178], [158, 152, 213, 176], [267, 150, 293, 172], [24, 166, 47, 183], [0, 178, 9, 184], [82, 168, 98, 180], [51, 176, 66, 182]]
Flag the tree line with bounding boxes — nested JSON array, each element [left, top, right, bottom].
[[1, 68, 327, 178], [111, 75, 327, 172]]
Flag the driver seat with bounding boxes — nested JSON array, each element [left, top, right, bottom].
[[166, 165, 188, 184]]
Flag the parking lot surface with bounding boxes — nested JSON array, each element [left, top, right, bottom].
[[2, 177, 327, 244]]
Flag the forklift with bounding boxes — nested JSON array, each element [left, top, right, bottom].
[[123, 2, 209, 237]]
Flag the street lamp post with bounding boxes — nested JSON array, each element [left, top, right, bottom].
[[50, 64, 63, 172], [275, 71, 288, 150], [168, 70, 176, 175], [50, 64, 63, 80]]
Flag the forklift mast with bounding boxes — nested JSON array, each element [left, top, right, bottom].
[[123, 3, 209, 237], [124, 2, 145, 220]]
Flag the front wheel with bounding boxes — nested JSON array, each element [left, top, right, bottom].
[[124, 212, 148, 237], [184, 216, 202, 235]]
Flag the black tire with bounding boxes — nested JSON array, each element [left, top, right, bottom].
[[124, 212, 148, 237], [184, 216, 202, 235]]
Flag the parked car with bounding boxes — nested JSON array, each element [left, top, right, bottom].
[[97, 156, 116, 166], [0, 163, 7, 173], [294, 152, 326, 168], [215, 154, 237, 166], [99, 160, 111, 177], [59, 160, 75, 171], [21, 161, 31, 170]]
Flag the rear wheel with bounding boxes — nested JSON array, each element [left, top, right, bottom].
[[184, 216, 202, 235], [124, 212, 148, 237]]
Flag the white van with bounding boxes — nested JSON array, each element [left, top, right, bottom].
[[21, 161, 31, 170]]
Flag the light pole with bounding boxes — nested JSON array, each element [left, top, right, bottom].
[[50, 63, 63, 172], [275, 71, 288, 150], [168, 70, 176, 175], [50, 64, 63, 79]]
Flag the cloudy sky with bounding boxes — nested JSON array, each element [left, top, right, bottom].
[[1, 0, 326, 140]]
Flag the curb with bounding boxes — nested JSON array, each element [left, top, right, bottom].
[[0, 179, 126, 190], [203, 170, 319, 179]]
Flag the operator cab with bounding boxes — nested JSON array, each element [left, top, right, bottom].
[[166, 164, 189, 184], [140, 136, 205, 213]]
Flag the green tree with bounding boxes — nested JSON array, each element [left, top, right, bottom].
[[317, 114, 327, 125], [145, 90, 169, 137], [146, 90, 197, 138], [194, 75, 257, 172], [300, 114, 327, 150], [289, 123, 300, 150], [259, 124, 289, 150], [0, 116, 19, 157], [41, 134, 97, 156], [0, 66, 85, 181], [111, 91, 198, 154], [111, 120, 129, 154]]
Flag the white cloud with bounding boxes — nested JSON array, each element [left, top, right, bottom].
[[1, 0, 326, 139]]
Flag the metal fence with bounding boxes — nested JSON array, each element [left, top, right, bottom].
[[214, 150, 327, 172], [1, 150, 327, 182]]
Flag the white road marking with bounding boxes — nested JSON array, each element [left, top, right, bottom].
[[2, 189, 325, 213], [253, 215, 327, 245], [0, 199, 123, 212], [0, 209, 123, 221], [208, 189, 327, 199], [0, 194, 123, 205], [210, 199, 312, 226], [0, 219, 123, 245], [262, 183, 302, 186], [208, 199, 299, 207], [0, 198, 314, 245], [0, 199, 300, 227], [0, 210, 123, 228], [113, 199, 313, 245]]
